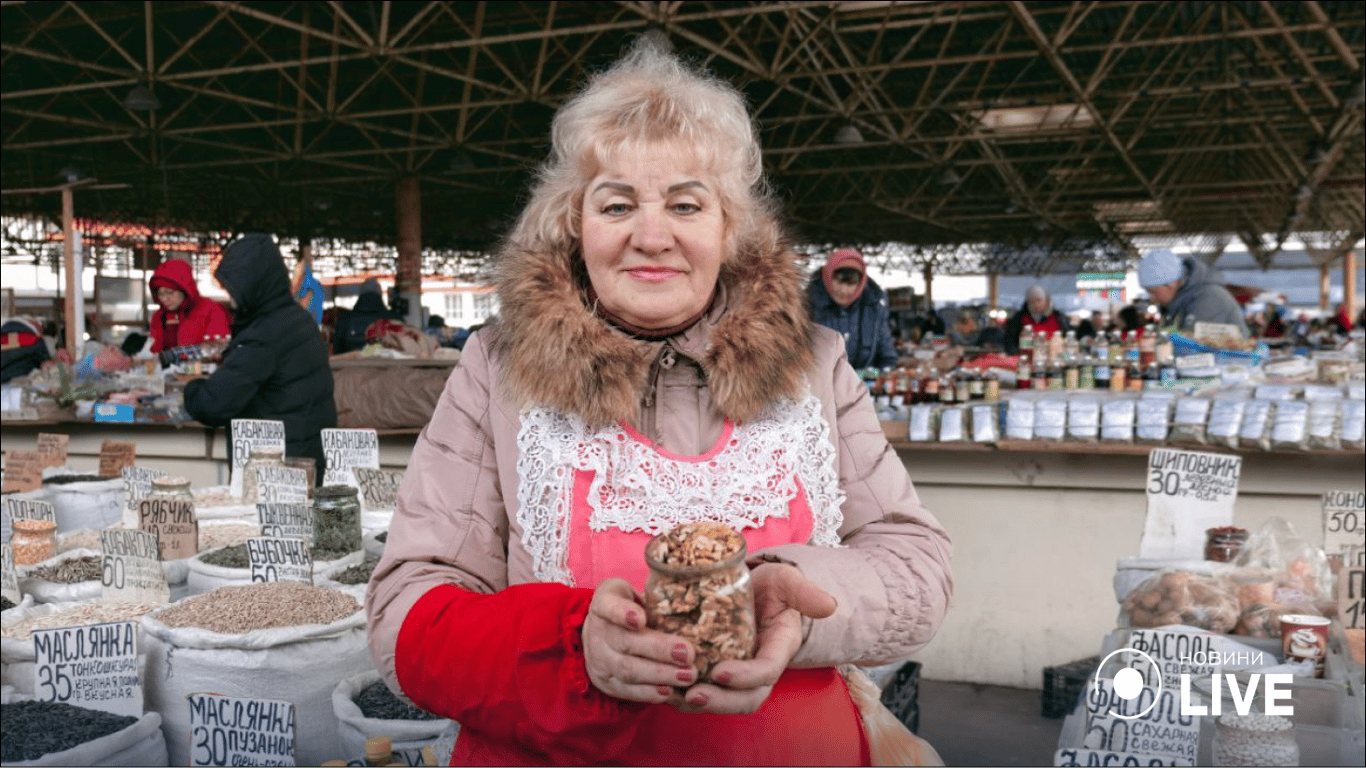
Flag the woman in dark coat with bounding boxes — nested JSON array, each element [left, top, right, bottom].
[[183, 234, 337, 479]]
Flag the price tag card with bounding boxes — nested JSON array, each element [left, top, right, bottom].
[[229, 419, 286, 499], [1123, 629, 1221, 689], [1083, 679, 1199, 763], [1322, 490, 1366, 558], [256, 504, 314, 544], [97, 440, 137, 478], [1192, 322, 1243, 343], [353, 467, 403, 512], [1140, 449, 1241, 559], [35, 433, 68, 468], [187, 693, 297, 767], [246, 537, 313, 584], [99, 529, 169, 605], [2, 545, 20, 605], [138, 496, 199, 561], [31, 621, 141, 717], [1054, 748, 1192, 766], [3, 449, 44, 492], [1339, 545, 1365, 631], [121, 466, 167, 528], [254, 466, 309, 505], [5, 496, 56, 524], [320, 428, 379, 487]]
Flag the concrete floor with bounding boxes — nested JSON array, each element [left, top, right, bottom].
[[916, 679, 1065, 766]]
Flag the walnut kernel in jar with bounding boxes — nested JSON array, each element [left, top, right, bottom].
[[643, 522, 757, 681]]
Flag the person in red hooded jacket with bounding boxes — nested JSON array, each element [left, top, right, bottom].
[[147, 258, 231, 354]]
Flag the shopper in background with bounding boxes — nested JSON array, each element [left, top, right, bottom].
[[147, 258, 232, 354], [0, 316, 50, 383], [1003, 285, 1070, 354], [183, 233, 337, 482], [807, 247, 900, 369], [1137, 248, 1248, 336], [332, 277, 402, 354], [367, 39, 951, 767]]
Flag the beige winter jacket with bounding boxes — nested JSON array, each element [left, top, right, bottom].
[[366, 240, 953, 698]]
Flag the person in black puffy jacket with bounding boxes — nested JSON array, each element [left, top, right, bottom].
[[183, 234, 337, 481]]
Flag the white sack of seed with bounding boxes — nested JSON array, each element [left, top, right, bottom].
[[141, 586, 370, 767], [333, 669, 454, 766], [0, 691, 168, 768], [17, 549, 102, 604]]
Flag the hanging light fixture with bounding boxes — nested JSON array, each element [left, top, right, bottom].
[[123, 83, 160, 112], [835, 125, 864, 145]]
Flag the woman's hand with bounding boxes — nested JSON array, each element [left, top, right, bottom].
[[582, 578, 698, 704], [677, 561, 837, 714]]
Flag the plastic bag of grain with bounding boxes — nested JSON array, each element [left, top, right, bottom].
[[333, 669, 453, 766], [141, 582, 371, 767], [2, 600, 160, 696], [315, 557, 377, 601], [40, 471, 123, 533], [17, 549, 102, 604], [0, 690, 167, 767], [183, 544, 362, 596]]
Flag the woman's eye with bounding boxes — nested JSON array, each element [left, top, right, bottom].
[[672, 202, 701, 214], [602, 202, 631, 215]]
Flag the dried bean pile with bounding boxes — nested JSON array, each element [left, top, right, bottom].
[[200, 542, 353, 568], [2, 603, 161, 640], [356, 679, 441, 721], [1, 701, 138, 762], [24, 555, 102, 583], [155, 582, 359, 633], [43, 474, 106, 485], [331, 558, 379, 585]]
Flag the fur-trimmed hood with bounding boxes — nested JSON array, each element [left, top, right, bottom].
[[487, 242, 816, 429]]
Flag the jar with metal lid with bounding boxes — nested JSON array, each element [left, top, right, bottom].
[[12, 518, 58, 565], [312, 485, 361, 555], [1205, 526, 1250, 563], [241, 449, 285, 505], [643, 522, 756, 683]]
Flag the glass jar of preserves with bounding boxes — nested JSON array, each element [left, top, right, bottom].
[[11, 518, 58, 565], [148, 476, 194, 504], [283, 456, 317, 498], [1213, 713, 1298, 766], [1205, 526, 1250, 563], [312, 485, 362, 556], [241, 449, 285, 505], [643, 522, 756, 683]]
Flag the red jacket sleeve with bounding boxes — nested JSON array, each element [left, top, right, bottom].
[[395, 582, 650, 764], [203, 301, 232, 339]]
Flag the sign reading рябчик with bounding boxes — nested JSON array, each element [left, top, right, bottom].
[[31, 621, 141, 717]]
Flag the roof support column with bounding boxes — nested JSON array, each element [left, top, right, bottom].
[[987, 272, 999, 311], [921, 264, 934, 310], [1319, 263, 1331, 312], [61, 185, 83, 352], [395, 175, 423, 327], [1345, 250, 1359, 320]]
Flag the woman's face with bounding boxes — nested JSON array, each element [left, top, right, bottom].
[[580, 145, 725, 330], [155, 286, 185, 312]]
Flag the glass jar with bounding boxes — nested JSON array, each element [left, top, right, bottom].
[[1205, 526, 1250, 563], [1213, 713, 1298, 766], [312, 485, 362, 555], [241, 449, 285, 505], [643, 522, 756, 682], [12, 518, 58, 565], [283, 456, 317, 497], [149, 476, 194, 503]]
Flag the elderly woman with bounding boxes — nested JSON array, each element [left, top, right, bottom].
[[1003, 285, 1071, 354], [366, 41, 952, 766]]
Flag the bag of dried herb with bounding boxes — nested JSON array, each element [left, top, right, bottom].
[[142, 582, 371, 767], [643, 522, 757, 682], [333, 669, 452, 766], [182, 542, 363, 597], [0, 696, 168, 767]]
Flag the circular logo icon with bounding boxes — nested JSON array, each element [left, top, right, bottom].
[[1092, 647, 1163, 719]]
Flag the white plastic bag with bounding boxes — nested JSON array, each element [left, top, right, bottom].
[[332, 670, 453, 766], [42, 477, 123, 534], [0, 691, 167, 768], [141, 600, 371, 767], [17, 548, 101, 604], [184, 546, 362, 596]]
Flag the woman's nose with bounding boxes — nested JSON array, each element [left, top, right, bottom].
[[630, 206, 674, 253]]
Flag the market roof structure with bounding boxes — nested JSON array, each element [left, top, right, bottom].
[[2, 1, 1363, 275]]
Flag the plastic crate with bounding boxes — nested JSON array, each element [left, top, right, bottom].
[[879, 660, 921, 734], [1041, 656, 1098, 719], [1170, 332, 1267, 366]]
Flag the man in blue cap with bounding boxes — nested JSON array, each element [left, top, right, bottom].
[[1137, 248, 1248, 336]]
